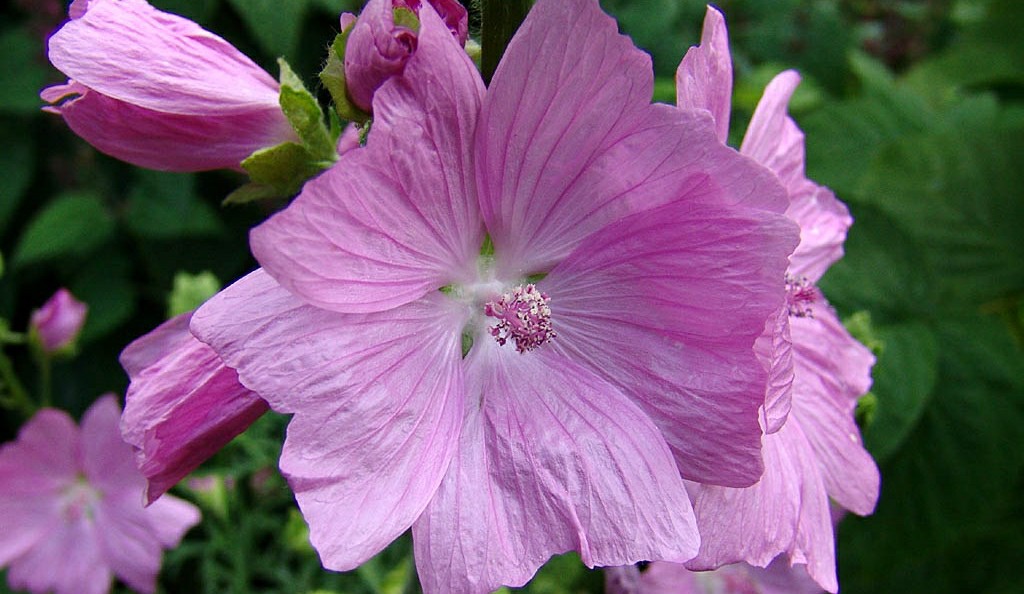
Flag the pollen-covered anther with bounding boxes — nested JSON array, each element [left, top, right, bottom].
[[785, 273, 819, 318], [483, 284, 556, 353]]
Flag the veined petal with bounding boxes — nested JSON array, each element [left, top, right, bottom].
[[81, 395, 142, 494], [251, 5, 484, 313], [545, 198, 798, 486], [48, 0, 280, 115], [42, 81, 295, 172], [478, 0, 787, 278], [787, 183, 853, 282], [676, 6, 733, 143], [741, 70, 804, 186], [191, 270, 467, 569], [791, 308, 879, 515], [413, 342, 697, 594], [6, 519, 112, 594], [685, 421, 838, 593], [93, 493, 163, 594], [0, 409, 80, 491], [759, 308, 795, 435], [120, 312, 268, 503]]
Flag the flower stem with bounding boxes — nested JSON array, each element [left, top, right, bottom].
[[480, 0, 530, 84], [0, 350, 36, 418]]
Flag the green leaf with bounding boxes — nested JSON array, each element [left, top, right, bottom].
[[225, 0, 309, 59], [0, 119, 35, 235], [319, 31, 373, 124], [124, 171, 223, 239], [858, 121, 1024, 303], [861, 321, 939, 462], [840, 315, 1024, 593], [279, 58, 336, 160], [150, 0, 222, 22], [14, 193, 114, 267], [819, 205, 936, 323], [0, 28, 48, 114], [237, 141, 324, 199], [70, 252, 137, 342], [167, 270, 221, 318]]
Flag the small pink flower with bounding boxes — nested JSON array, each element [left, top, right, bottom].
[[42, 0, 296, 172], [0, 395, 200, 594], [119, 312, 268, 503], [606, 558, 824, 594], [675, 8, 879, 592], [29, 288, 87, 354], [186, 1, 799, 592], [344, 0, 469, 112]]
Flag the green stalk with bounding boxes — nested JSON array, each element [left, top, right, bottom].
[[0, 350, 36, 418], [480, 0, 530, 84]]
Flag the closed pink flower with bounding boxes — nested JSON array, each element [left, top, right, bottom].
[[119, 312, 268, 503], [29, 288, 88, 354], [0, 395, 200, 594], [186, 1, 798, 592], [344, 0, 469, 112], [42, 0, 296, 171], [676, 8, 879, 592]]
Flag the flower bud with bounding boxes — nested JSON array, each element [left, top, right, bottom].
[[29, 288, 87, 355], [344, 0, 469, 112], [42, 0, 297, 172]]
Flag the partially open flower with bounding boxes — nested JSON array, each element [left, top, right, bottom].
[[343, 0, 469, 112], [42, 0, 296, 172], [29, 288, 87, 355]]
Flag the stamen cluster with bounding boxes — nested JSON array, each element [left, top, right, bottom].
[[483, 284, 556, 353], [785, 273, 818, 318]]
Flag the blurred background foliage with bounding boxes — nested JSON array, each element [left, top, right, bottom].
[[1, 0, 1022, 593]]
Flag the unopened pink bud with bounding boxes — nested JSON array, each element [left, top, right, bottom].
[[30, 288, 87, 354]]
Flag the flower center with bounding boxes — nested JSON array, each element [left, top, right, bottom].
[[483, 284, 556, 353], [61, 476, 101, 522], [785, 273, 819, 318]]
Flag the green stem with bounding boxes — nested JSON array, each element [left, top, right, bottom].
[[0, 350, 36, 418], [481, 0, 530, 84], [38, 353, 52, 408]]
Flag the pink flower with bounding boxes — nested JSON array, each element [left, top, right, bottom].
[[29, 288, 88, 354], [344, 0, 469, 112], [675, 8, 880, 592], [184, 1, 798, 592], [119, 312, 268, 503], [606, 558, 823, 594], [0, 395, 200, 594], [42, 0, 296, 172]]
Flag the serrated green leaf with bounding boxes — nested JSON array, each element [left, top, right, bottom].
[[858, 121, 1024, 303], [225, 0, 309, 59], [0, 28, 49, 114], [862, 322, 939, 462], [279, 58, 336, 160], [14, 193, 114, 266], [239, 141, 323, 197], [125, 171, 223, 239], [0, 119, 35, 235]]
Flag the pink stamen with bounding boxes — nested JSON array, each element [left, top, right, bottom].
[[483, 284, 556, 353], [785, 273, 819, 318]]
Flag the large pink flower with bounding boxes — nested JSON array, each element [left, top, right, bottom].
[[0, 396, 200, 594], [606, 558, 823, 594], [188, 1, 798, 591], [42, 0, 296, 171], [119, 312, 268, 503], [676, 8, 880, 592]]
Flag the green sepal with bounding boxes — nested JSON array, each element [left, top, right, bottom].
[[278, 58, 336, 161], [167, 271, 221, 318], [228, 141, 330, 204], [391, 6, 420, 32], [319, 30, 371, 124]]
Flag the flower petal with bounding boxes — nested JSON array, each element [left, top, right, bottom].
[[740, 70, 804, 185], [685, 420, 838, 592], [478, 0, 786, 277], [787, 184, 853, 282], [93, 494, 163, 594], [141, 494, 202, 549], [791, 309, 879, 515], [545, 198, 798, 486], [251, 5, 484, 313], [81, 394, 141, 494], [48, 0, 280, 115], [413, 342, 697, 594], [758, 308, 795, 435], [191, 269, 466, 569], [120, 312, 268, 503], [6, 518, 112, 594], [42, 81, 294, 172], [676, 6, 733, 143]]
